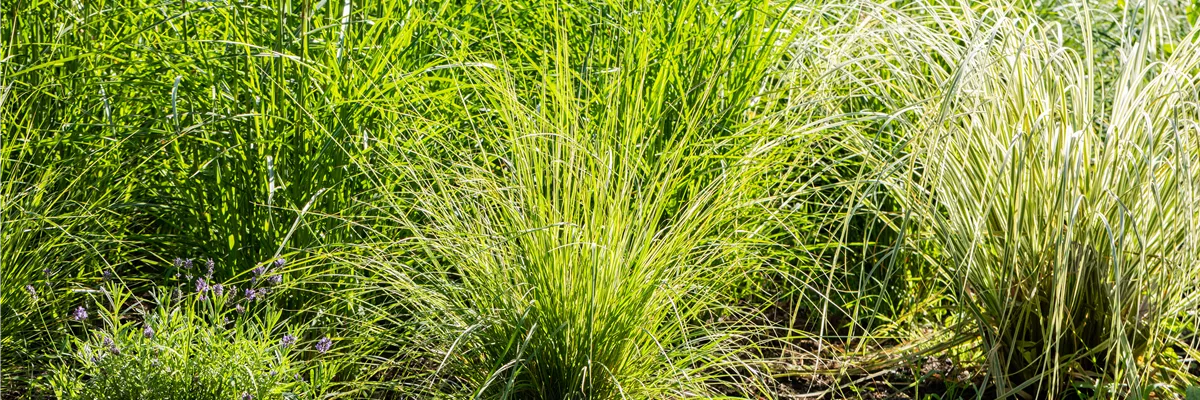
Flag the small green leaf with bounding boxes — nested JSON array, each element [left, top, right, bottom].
[[1185, 386, 1200, 400]]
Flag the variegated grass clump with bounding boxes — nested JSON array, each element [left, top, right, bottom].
[[911, 4, 1200, 397]]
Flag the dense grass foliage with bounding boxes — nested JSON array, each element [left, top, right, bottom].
[[3, 0, 1199, 399]]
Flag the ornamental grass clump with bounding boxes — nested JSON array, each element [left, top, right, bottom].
[[911, 5, 1200, 398], [364, 1, 801, 398]]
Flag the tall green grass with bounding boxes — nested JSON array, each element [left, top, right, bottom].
[[4, 0, 1200, 398], [358, 2, 813, 397]]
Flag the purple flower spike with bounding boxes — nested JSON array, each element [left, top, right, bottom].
[[102, 269, 114, 282], [213, 284, 224, 298], [315, 337, 332, 354], [236, 304, 246, 314], [195, 278, 210, 300], [244, 288, 257, 301], [144, 324, 155, 339], [71, 306, 88, 321], [280, 334, 296, 348], [183, 258, 194, 270], [273, 258, 286, 268], [26, 285, 37, 300], [252, 265, 266, 277], [241, 392, 254, 400], [267, 274, 282, 285], [205, 258, 215, 278], [173, 258, 184, 268]]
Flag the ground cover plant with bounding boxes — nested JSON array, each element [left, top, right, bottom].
[[3, 0, 1200, 399]]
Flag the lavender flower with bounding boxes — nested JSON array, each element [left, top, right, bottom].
[[236, 304, 245, 314], [183, 258, 194, 270], [273, 258, 286, 268], [244, 288, 257, 301], [213, 284, 224, 298], [241, 392, 253, 400], [205, 258, 215, 279], [267, 274, 282, 285], [71, 306, 88, 321], [280, 334, 296, 348], [43, 268, 52, 278], [173, 257, 184, 269], [25, 285, 37, 300], [102, 269, 113, 282], [103, 336, 120, 355], [143, 324, 155, 339], [195, 277, 210, 300], [252, 265, 267, 277], [226, 285, 238, 299], [314, 337, 332, 354]]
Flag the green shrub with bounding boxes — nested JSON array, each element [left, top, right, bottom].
[[48, 281, 341, 399]]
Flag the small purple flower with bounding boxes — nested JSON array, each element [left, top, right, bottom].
[[205, 258, 215, 278], [26, 285, 37, 300], [102, 269, 113, 282], [244, 288, 257, 301], [43, 268, 52, 278], [267, 274, 282, 285], [183, 258, 194, 270], [213, 284, 224, 298], [280, 334, 296, 348], [173, 257, 184, 269], [195, 278, 210, 300], [103, 337, 120, 355], [252, 265, 267, 277], [144, 324, 155, 339], [236, 304, 245, 314], [226, 285, 238, 299], [273, 258, 286, 268], [71, 306, 88, 321], [241, 392, 253, 400], [314, 337, 332, 354]]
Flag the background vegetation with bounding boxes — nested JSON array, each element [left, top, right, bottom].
[[2, 0, 1199, 398]]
